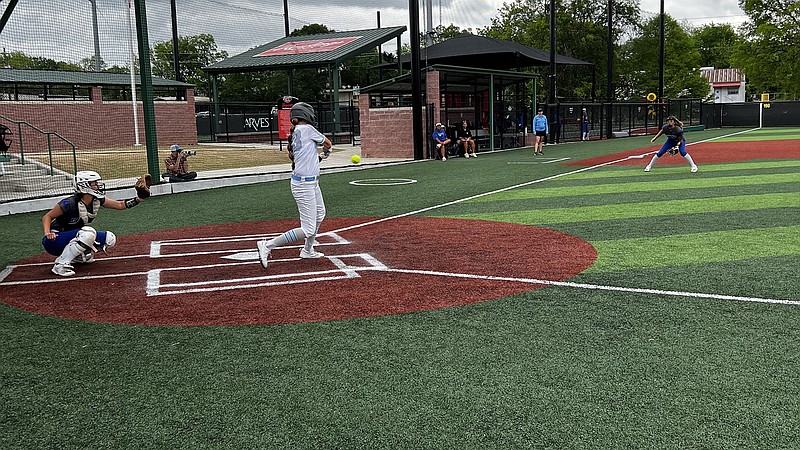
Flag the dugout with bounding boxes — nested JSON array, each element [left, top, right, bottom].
[[361, 35, 592, 158], [203, 26, 407, 144]]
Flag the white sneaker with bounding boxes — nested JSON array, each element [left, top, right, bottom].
[[442, 156, 447, 161], [52, 263, 75, 277], [691, 166, 698, 173], [256, 240, 271, 269], [471, 153, 477, 157], [464, 153, 469, 158], [644, 166, 651, 172], [300, 249, 325, 259]]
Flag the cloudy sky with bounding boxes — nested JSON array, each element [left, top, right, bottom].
[[0, 0, 748, 67]]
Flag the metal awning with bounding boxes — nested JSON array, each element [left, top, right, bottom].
[[204, 26, 407, 74], [0, 68, 193, 87]]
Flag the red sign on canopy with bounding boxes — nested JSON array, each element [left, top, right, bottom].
[[255, 37, 361, 57]]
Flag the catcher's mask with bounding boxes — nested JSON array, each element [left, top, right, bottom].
[[74, 170, 106, 199], [290, 102, 316, 126]]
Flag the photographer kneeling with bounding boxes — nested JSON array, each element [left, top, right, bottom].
[[162, 144, 198, 182]]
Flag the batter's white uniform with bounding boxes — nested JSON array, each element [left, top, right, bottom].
[[290, 123, 327, 239]]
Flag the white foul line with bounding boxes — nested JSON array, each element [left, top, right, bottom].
[[324, 127, 797, 306], [378, 267, 800, 307]]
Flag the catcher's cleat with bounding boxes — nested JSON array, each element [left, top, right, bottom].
[[691, 166, 698, 173], [256, 240, 271, 269], [300, 249, 324, 259], [52, 263, 75, 277]]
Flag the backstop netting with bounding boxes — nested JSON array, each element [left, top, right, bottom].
[[0, 0, 498, 204]]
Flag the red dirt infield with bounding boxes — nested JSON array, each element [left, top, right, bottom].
[[0, 217, 597, 326], [567, 140, 800, 167]]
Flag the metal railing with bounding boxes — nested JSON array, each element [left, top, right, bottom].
[[0, 115, 78, 203]]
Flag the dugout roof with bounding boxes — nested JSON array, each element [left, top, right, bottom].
[[360, 64, 540, 94], [204, 26, 407, 74], [380, 34, 592, 71], [0, 68, 194, 87]]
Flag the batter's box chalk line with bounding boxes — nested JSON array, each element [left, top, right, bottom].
[[149, 231, 350, 259], [146, 252, 387, 296]]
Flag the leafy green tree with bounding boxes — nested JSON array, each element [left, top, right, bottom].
[[617, 15, 709, 100], [733, 0, 800, 99], [79, 56, 106, 72], [483, 0, 641, 101], [151, 34, 228, 96], [693, 23, 739, 69], [5, 51, 81, 71]]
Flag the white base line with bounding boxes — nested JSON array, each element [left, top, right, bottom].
[[379, 267, 800, 307], [325, 127, 794, 306]]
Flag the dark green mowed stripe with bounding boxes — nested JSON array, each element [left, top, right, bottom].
[[470, 173, 799, 202], [451, 193, 800, 225], [550, 207, 800, 241], [587, 226, 800, 272]]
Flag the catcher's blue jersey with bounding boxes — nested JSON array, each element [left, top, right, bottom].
[[49, 194, 105, 232]]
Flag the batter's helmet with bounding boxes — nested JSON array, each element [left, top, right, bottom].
[[290, 102, 316, 126]]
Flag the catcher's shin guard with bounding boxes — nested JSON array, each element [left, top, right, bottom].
[[55, 227, 97, 264]]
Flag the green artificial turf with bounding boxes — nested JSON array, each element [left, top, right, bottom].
[[1, 127, 799, 449]]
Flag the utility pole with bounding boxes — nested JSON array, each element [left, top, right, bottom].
[[170, 0, 182, 100], [89, 0, 101, 71], [409, 0, 423, 160], [606, 0, 613, 139]]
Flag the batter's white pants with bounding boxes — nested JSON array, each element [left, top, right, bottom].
[[291, 178, 326, 240]]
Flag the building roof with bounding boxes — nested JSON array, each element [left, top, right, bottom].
[[360, 64, 539, 94], [701, 68, 745, 86], [381, 34, 592, 70], [204, 26, 407, 74], [0, 68, 194, 87]]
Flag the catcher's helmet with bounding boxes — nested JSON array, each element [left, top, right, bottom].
[[74, 170, 105, 199], [290, 102, 316, 126]]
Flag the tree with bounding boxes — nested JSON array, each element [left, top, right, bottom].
[[617, 15, 709, 100], [79, 55, 107, 72], [733, 0, 800, 99], [693, 23, 739, 69], [5, 51, 81, 71], [151, 33, 228, 96], [483, 0, 641, 101]]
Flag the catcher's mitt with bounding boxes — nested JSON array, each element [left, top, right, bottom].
[[668, 145, 680, 156], [135, 173, 152, 199]]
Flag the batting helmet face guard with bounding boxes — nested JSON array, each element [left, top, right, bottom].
[[74, 170, 105, 199], [290, 102, 316, 126]]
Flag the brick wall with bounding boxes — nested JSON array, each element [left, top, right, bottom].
[[0, 88, 197, 150], [357, 94, 416, 159], [357, 71, 441, 159]]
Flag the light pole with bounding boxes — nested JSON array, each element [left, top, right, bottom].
[[88, 0, 101, 71], [126, 0, 141, 146]]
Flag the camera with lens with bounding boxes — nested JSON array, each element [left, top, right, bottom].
[[182, 150, 197, 157]]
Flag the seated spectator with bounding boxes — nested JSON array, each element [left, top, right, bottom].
[[162, 144, 198, 182], [431, 122, 451, 161], [456, 120, 477, 158]]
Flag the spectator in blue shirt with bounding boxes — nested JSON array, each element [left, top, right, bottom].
[[532, 109, 548, 155], [431, 122, 451, 161]]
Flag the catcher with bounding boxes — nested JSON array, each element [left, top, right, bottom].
[[645, 115, 699, 173], [42, 171, 151, 277]]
